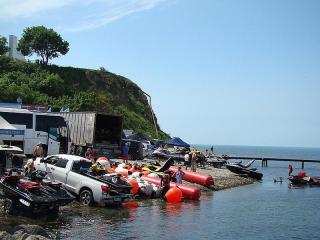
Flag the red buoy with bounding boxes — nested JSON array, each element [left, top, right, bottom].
[[165, 187, 182, 203], [127, 179, 139, 194]]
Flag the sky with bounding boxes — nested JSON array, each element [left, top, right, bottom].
[[1, 0, 320, 147]]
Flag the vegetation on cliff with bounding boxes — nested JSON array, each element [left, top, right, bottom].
[[0, 56, 169, 139]]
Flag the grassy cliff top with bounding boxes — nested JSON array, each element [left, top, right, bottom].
[[0, 56, 169, 139]]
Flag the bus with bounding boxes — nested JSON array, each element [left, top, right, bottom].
[[0, 107, 68, 156]]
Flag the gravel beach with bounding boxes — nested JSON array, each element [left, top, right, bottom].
[[194, 166, 257, 190]]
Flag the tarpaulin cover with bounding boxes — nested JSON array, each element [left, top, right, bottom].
[[164, 137, 190, 147]]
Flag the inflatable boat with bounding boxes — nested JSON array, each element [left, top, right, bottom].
[[141, 175, 201, 200], [169, 167, 214, 188], [126, 175, 162, 198]]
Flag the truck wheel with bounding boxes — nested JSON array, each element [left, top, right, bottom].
[[4, 198, 15, 215], [79, 189, 94, 206]]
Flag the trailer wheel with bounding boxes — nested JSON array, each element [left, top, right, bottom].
[[79, 189, 94, 206], [4, 198, 15, 215]]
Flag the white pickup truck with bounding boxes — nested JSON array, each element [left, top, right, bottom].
[[34, 154, 131, 206]]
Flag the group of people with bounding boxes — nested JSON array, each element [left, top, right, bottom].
[[160, 166, 185, 198], [184, 151, 198, 172]]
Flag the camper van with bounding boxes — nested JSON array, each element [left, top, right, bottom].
[[0, 108, 124, 158]]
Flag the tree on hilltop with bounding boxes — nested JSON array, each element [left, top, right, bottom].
[[17, 26, 69, 65], [0, 35, 9, 55]]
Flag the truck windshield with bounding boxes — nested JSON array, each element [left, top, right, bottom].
[[72, 160, 92, 172]]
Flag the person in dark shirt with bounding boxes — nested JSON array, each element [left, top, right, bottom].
[[121, 144, 129, 164], [161, 170, 171, 198]]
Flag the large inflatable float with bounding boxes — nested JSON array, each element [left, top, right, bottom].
[[141, 176, 201, 200], [169, 167, 214, 188]]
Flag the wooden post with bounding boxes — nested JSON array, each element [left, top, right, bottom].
[[302, 161, 304, 169]]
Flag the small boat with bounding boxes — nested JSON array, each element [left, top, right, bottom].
[[233, 160, 255, 168], [206, 157, 226, 168], [288, 175, 320, 186], [273, 177, 283, 183], [226, 164, 263, 180], [0, 169, 74, 215]]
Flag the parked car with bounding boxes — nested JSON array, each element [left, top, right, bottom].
[[34, 154, 131, 206], [122, 139, 144, 160]]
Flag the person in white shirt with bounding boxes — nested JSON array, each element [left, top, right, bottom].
[[184, 152, 190, 170]]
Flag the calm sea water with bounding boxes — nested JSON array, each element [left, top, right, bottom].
[[1, 145, 320, 240]]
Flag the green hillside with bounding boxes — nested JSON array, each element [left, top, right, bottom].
[[0, 56, 169, 139]]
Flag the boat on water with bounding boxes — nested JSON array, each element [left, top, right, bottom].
[[288, 174, 320, 186], [226, 164, 263, 180], [0, 169, 74, 215]]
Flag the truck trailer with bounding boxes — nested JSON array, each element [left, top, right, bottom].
[[55, 112, 123, 158]]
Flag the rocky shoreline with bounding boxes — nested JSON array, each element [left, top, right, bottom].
[[194, 166, 257, 190], [0, 225, 50, 240]]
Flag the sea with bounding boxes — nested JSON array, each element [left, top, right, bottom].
[[1, 145, 320, 240]]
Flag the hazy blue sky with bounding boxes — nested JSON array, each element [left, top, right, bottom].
[[1, 0, 319, 147]]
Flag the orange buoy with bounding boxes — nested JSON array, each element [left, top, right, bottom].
[[127, 179, 139, 194], [165, 187, 182, 203]]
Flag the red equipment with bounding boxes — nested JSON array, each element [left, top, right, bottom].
[[169, 167, 214, 188], [141, 176, 201, 200]]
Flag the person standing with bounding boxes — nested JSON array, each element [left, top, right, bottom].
[[24, 158, 35, 177], [288, 165, 293, 176], [191, 151, 197, 172], [184, 152, 190, 170], [122, 143, 129, 164], [33, 142, 44, 158], [173, 166, 185, 184], [204, 149, 209, 158], [85, 147, 93, 159], [161, 170, 171, 198]]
